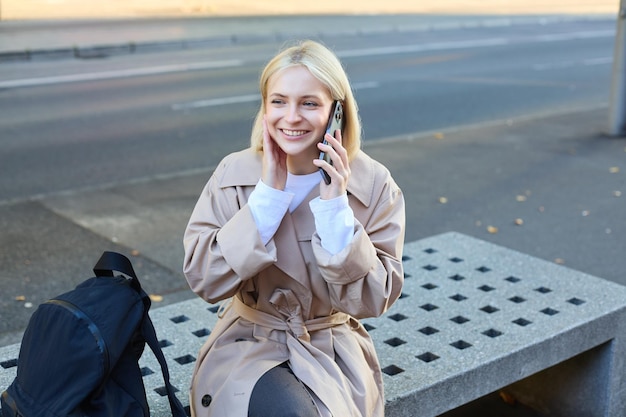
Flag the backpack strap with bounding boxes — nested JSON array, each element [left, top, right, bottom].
[[142, 315, 187, 417], [93, 251, 141, 292], [94, 251, 187, 417], [1, 390, 19, 417]]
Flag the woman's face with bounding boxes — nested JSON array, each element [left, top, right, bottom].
[[265, 65, 334, 172]]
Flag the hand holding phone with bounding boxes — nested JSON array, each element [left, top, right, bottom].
[[318, 101, 344, 184]]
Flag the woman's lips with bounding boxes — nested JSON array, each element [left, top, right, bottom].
[[281, 129, 309, 138]]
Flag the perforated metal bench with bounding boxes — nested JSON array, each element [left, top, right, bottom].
[[2, 232, 626, 416]]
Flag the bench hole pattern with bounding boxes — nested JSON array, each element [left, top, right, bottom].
[[134, 304, 227, 413], [362, 242, 591, 387]]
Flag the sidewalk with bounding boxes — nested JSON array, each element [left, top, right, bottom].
[[0, 13, 615, 61]]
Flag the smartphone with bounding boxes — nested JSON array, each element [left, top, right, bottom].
[[318, 100, 344, 184]]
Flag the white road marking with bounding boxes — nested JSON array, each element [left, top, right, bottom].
[[338, 38, 511, 58], [172, 94, 260, 110], [171, 81, 380, 111], [0, 60, 243, 89], [533, 56, 612, 70], [352, 81, 380, 90]]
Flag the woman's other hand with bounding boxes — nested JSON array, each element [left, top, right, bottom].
[[261, 116, 288, 190]]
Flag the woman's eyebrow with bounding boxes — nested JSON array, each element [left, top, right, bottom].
[[268, 93, 324, 100]]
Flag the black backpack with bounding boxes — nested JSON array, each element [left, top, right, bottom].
[[1, 251, 187, 417]]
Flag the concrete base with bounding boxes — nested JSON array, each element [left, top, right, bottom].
[[378, 232, 626, 417]]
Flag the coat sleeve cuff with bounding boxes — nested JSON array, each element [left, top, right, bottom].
[[217, 204, 277, 279], [312, 223, 377, 284]]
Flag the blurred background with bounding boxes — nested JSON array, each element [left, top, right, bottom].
[[0, 0, 619, 19]]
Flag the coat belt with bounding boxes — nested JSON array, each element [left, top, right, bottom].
[[232, 292, 350, 338], [231, 292, 359, 416]]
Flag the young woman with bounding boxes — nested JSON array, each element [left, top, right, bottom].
[[183, 39, 405, 417]]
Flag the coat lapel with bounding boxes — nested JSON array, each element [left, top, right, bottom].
[[272, 186, 317, 289], [272, 213, 309, 284]]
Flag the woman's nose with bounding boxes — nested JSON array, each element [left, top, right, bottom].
[[285, 105, 302, 122]]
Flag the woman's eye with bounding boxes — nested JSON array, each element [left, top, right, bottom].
[[270, 99, 284, 105], [303, 101, 318, 107]]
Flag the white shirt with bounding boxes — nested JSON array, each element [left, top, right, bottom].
[[247, 173, 354, 255]]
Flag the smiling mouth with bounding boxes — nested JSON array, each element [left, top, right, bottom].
[[281, 129, 309, 137]]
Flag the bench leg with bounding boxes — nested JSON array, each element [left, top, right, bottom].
[[503, 336, 626, 417]]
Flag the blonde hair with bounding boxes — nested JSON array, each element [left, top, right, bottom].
[[250, 40, 362, 160]]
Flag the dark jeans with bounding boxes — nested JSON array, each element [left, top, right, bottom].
[[248, 362, 319, 417]]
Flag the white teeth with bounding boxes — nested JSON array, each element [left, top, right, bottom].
[[282, 129, 307, 137]]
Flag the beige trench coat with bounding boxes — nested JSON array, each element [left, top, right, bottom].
[[183, 147, 405, 417]]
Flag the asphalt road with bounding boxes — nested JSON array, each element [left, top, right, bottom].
[[0, 18, 613, 202], [0, 16, 623, 352]]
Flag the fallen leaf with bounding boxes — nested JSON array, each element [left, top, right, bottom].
[[433, 132, 444, 140], [149, 294, 164, 302], [24, 302, 33, 308], [555, 258, 565, 265], [610, 167, 620, 174], [487, 225, 498, 234], [15, 295, 26, 302], [614, 191, 622, 197], [499, 391, 516, 406], [514, 218, 524, 226], [131, 249, 140, 256], [516, 195, 527, 202], [438, 197, 448, 204], [581, 210, 590, 217]]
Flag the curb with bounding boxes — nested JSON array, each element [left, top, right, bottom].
[[0, 36, 243, 62]]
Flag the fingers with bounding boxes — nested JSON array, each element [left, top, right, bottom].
[[262, 116, 280, 163], [315, 130, 350, 194], [262, 116, 272, 153], [324, 129, 348, 162], [318, 130, 348, 171], [261, 115, 287, 190]]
